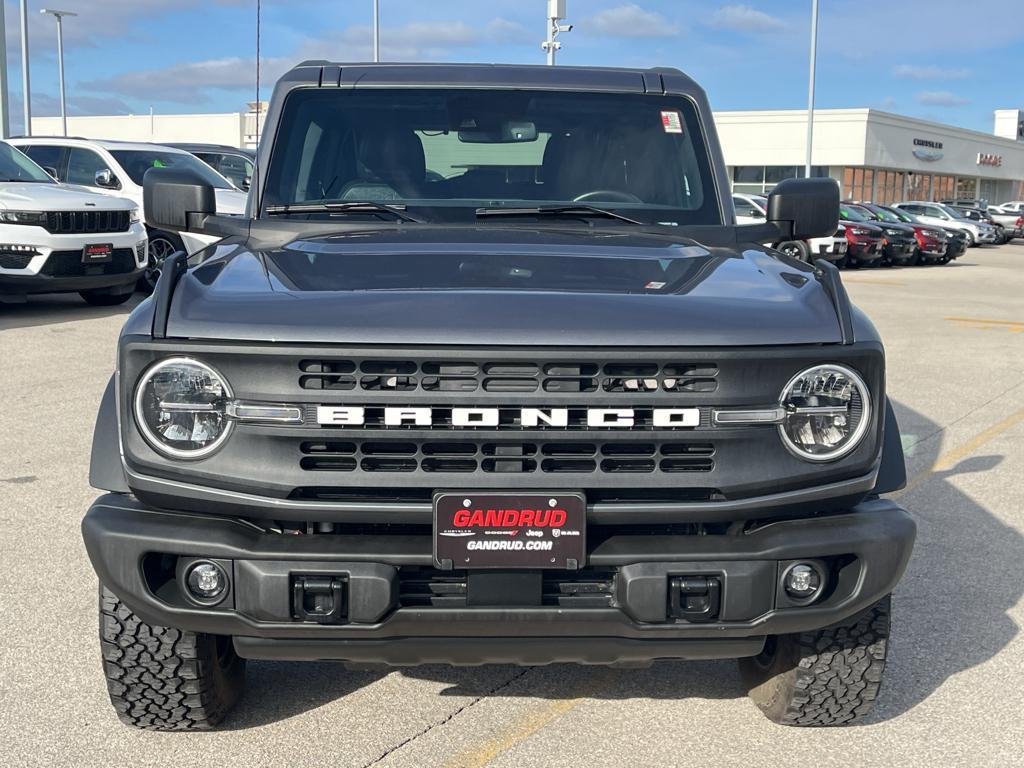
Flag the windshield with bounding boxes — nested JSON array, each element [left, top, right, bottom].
[[0, 141, 54, 183], [110, 149, 233, 188], [938, 204, 968, 219], [885, 207, 916, 224], [262, 87, 719, 225], [840, 205, 871, 222], [870, 206, 901, 223]]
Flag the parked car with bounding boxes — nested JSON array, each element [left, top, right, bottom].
[[940, 198, 988, 211], [844, 202, 918, 266], [986, 207, 1024, 240], [166, 143, 255, 191], [870, 204, 952, 264], [949, 206, 1008, 244], [9, 137, 248, 290], [81, 61, 914, 730], [0, 140, 147, 305], [994, 201, 1024, 214], [733, 192, 846, 262], [838, 203, 884, 266], [892, 201, 996, 246]]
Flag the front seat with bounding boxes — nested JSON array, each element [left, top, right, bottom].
[[340, 129, 426, 201]]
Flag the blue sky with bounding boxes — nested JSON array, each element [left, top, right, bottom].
[[5, 0, 1021, 134]]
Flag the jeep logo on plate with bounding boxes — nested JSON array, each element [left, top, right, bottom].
[[316, 406, 700, 428]]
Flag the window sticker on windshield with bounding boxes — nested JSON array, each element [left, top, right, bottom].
[[660, 110, 683, 134]]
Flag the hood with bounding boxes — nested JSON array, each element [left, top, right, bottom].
[[214, 188, 248, 215], [840, 218, 882, 233], [0, 181, 136, 210], [163, 227, 844, 346]]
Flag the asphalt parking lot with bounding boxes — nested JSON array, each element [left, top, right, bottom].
[[1, 245, 1022, 768]]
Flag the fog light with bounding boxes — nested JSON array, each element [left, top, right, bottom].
[[783, 563, 822, 599], [186, 561, 226, 600]]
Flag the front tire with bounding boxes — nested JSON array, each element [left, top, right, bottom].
[[99, 586, 245, 730], [776, 240, 810, 262], [739, 595, 891, 726], [140, 231, 185, 293], [963, 230, 976, 247]]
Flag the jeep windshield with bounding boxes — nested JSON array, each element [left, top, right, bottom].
[[0, 141, 55, 183], [261, 88, 720, 226]]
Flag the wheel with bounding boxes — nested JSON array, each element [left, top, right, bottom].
[[739, 595, 891, 726], [140, 231, 185, 293], [963, 230, 976, 247], [776, 240, 810, 262], [79, 289, 134, 306], [833, 254, 849, 269], [905, 249, 921, 266], [99, 585, 245, 730]]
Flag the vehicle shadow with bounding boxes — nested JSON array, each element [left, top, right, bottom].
[[228, 399, 1021, 726], [0, 292, 141, 332]]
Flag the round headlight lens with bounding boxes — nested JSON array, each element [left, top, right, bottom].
[[134, 357, 233, 459], [779, 364, 870, 462]]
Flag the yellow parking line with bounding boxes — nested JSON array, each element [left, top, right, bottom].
[[898, 407, 1024, 495], [446, 670, 613, 768], [944, 316, 1024, 328]]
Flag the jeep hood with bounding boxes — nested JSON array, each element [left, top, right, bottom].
[[163, 228, 844, 346], [0, 181, 136, 210]]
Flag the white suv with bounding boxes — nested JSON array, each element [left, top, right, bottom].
[[9, 137, 247, 290], [892, 201, 996, 246], [733, 192, 847, 262], [0, 141, 146, 305]]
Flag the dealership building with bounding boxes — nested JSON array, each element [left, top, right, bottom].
[[29, 103, 1024, 205], [715, 107, 1024, 205]]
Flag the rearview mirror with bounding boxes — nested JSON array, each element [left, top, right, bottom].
[[143, 167, 216, 233], [42, 166, 58, 179], [767, 178, 839, 240]]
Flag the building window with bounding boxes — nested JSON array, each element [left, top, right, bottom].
[[733, 165, 828, 194]]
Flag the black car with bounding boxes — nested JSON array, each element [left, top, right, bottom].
[[844, 202, 919, 265], [81, 62, 914, 731], [166, 143, 255, 190]]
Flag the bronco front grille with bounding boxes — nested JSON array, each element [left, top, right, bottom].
[[299, 439, 715, 475], [299, 358, 719, 394]]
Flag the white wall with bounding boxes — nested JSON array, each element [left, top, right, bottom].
[[29, 113, 246, 147]]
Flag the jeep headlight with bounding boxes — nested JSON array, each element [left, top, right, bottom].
[[779, 364, 870, 461], [134, 358, 233, 458]]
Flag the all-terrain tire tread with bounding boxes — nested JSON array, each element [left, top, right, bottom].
[[99, 586, 243, 730], [742, 595, 891, 726]]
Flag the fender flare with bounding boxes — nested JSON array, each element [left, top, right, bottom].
[[872, 397, 907, 495], [89, 375, 129, 493]]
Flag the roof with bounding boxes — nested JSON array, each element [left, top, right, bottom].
[[8, 136, 194, 153], [279, 61, 699, 96], [166, 143, 255, 156]]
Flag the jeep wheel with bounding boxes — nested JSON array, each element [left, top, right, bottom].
[[776, 240, 810, 262], [739, 595, 890, 726], [79, 289, 134, 307], [140, 232, 184, 293], [963, 230, 976, 247], [99, 585, 245, 730]]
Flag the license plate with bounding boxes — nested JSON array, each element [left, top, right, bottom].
[[433, 492, 586, 570], [82, 243, 113, 263]]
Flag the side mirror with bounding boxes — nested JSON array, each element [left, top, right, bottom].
[[143, 167, 216, 233], [767, 178, 839, 240], [42, 166, 58, 180], [95, 168, 120, 189], [749, 207, 766, 219], [241, 175, 252, 191]]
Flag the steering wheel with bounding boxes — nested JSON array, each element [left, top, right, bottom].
[[573, 190, 643, 204]]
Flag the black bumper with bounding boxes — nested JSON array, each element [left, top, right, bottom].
[[82, 494, 915, 665], [0, 268, 141, 296]]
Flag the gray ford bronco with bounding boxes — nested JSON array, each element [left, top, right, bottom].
[[83, 62, 915, 730]]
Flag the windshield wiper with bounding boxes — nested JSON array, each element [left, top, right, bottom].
[[476, 204, 646, 225], [265, 201, 424, 223]]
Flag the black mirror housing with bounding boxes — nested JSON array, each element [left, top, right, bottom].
[[767, 178, 839, 240], [143, 167, 216, 232]]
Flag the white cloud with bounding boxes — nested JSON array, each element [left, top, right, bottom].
[[587, 4, 681, 38], [915, 90, 970, 107], [708, 4, 786, 33], [893, 64, 971, 80]]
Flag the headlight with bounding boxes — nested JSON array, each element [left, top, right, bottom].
[[0, 210, 46, 225], [130, 207, 141, 223], [884, 228, 902, 236], [779, 364, 871, 462], [134, 357, 233, 459], [849, 227, 871, 236]]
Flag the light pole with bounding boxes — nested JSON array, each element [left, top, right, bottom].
[[372, 0, 379, 62], [0, 4, 10, 138], [804, 0, 819, 179], [19, 0, 30, 135], [541, 0, 572, 65], [41, 9, 77, 137]]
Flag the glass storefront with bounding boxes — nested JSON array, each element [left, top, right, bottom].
[[732, 165, 829, 195], [840, 168, 987, 203]]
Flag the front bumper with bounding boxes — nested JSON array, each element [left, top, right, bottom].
[[83, 494, 916, 665], [847, 239, 881, 261]]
